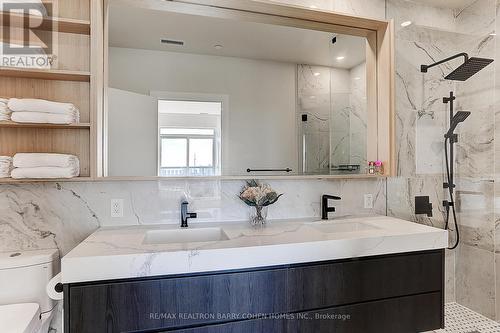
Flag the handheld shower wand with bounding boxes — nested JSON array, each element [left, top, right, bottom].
[[440, 93, 471, 249], [445, 111, 470, 139]]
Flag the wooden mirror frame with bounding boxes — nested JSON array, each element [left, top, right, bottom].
[[100, 0, 395, 180]]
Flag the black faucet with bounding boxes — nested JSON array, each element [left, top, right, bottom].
[[321, 195, 341, 220], [181, 201, 197, 228]]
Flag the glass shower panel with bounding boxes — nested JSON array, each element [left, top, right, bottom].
[[297, 64, 331, 174]]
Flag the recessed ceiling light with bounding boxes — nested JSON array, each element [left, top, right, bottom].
[[336, 56, 345, 61], [309, 5, 317, 9], [353, 77, 361, 80], [214, 44, 223, 50], [401, 21, 412, 27], [313, 72, 321, 76], [490, 32, 497, 36]]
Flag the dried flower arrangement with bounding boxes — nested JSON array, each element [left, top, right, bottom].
[[238, 180, 283, 225]]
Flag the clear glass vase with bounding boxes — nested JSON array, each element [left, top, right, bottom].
[[249, 205, 268, 226]]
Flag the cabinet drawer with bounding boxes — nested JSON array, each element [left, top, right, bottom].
[[287, 250, 443, 310], [167, 292, 442, 333], [68, 268, 289, 333]]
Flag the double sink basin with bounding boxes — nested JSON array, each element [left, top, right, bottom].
[[143, 220, 379, 245]]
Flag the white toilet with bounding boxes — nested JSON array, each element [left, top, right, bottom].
[[0, 249, 60, 333]]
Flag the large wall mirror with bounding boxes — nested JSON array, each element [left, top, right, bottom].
[[103, 0, 394, 178]]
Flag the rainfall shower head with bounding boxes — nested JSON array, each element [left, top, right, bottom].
[[445, 111, 471, 138], [421, 53, 493, 81], [445, 57, 494, 81]]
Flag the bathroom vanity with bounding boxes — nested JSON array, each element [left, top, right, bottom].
[[62, 216, 447, 333]]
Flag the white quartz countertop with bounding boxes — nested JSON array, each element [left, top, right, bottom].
[[61, 215, 448, 283]]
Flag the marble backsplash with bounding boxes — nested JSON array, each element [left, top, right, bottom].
[[0, 178, 386, 256]]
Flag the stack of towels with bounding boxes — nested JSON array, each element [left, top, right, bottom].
[[11, 153, 80, 179], [8, 98, 80, 124], [0, 98, 11, 121], [0, 156, 13, 178]]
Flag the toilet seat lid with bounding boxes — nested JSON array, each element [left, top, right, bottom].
[[0, 303, 41, 333]]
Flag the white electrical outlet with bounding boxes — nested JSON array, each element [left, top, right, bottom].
[[111, 199, 124, 218], [364, 194, 373, 209]]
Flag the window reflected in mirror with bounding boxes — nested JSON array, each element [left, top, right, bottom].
[[157, 100, 221, 177]]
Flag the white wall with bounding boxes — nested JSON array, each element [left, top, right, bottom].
[[107, 88, 157, 176], [109, 47, 298, 176]]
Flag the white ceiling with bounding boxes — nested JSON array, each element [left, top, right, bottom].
[[108, 5, 366, 69], [411, 0, 474, 9]]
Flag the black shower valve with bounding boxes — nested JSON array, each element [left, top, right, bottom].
[[415, 196, 433, 217]]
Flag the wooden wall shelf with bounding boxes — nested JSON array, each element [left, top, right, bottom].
[[0, 121, 91, 129], [0, 177, 92, 183], [0, 67, 91, 82], [0, 0, 98, 183], [0, 11, 91, 35]]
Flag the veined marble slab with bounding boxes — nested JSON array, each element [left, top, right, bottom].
[[61, 215, 448, 283]]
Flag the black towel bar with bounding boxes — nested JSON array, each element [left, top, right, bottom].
[[246, 168, 292, 173]]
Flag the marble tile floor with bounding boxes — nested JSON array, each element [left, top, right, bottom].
[[423, 302, 500, 333]]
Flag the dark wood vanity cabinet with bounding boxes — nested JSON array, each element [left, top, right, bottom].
[[64, 250, 444, 333]]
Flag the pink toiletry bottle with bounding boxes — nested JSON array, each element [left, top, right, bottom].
[[375, 160, 383, 175], [368, 162, 375, 174]]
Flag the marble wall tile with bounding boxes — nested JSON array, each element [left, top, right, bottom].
[[349, 62, 367, 167], [455, 4, 496, 179], [387, 0, 457, 33], [456, 244, 496, 319], [445, 249, 456, 303], [332, 0, 386, 19], [387, 176, 447, 228], [0, 183, 100, 255], [455, 177, 495, 252], [330, 93, 351, 166], [496, 253, 500, 320], [266, 0, 386, 19], [454, 0, 497, 36], [391, 36, 455, 176]]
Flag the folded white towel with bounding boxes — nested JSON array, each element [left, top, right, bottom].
[[11, 112, 77, 124], [0, 99, 10, 120], [13, 153, 79, 169], [0, 156, 12, 163], [0, 156, 13, 178], [0, 102, 11, 115], [0, 171, 11, 178], [8, 98, 80, 117], [11, 166, 80, 179]]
